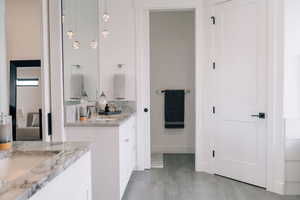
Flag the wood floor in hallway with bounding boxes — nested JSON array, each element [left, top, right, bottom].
[[123, 154, 300, 200]]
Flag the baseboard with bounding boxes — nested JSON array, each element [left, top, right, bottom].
[[151, 145, 195, 154], [285, 182, 300, 195], [195, 161, 213, 174], [267, 180, 285, 195]]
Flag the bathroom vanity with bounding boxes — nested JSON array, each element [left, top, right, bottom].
[[65, 109, 136, 200], [0, 141, 92, 200]]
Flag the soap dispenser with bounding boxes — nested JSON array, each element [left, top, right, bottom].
[[0, 113, 12, 150]]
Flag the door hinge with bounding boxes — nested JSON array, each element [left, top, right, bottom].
[[213, 62, 216, 70], [213, 150, 215, 158], [213, 106, 216, 114], [211, 16, 216, 25], [47, 113, 52, 136]]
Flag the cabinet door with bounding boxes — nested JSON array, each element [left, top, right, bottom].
[[119, 124, 131, 197], [130, 116, 137, 171], [30, 152, 92, 200]]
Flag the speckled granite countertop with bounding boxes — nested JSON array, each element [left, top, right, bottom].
[[65, 112, 135, 127], [0, 141, 91, 200], [65, 101, 136, 127]]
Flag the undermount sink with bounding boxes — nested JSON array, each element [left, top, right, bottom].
[[0, 151, 60, 182]]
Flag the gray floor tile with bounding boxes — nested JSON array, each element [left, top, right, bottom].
[[123, 154, 300, 200]]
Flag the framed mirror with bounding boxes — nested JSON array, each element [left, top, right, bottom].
[[62, 0, 100, 103]]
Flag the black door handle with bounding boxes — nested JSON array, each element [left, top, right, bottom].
[[251, 113, 266, 119], [144, 108, 149, 113]]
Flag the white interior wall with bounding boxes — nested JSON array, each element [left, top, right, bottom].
[[99, 0, 136, 100], [284, 0, 300, 195], [17, 67, 42, 124], [0, 0, 8, 114], [6, 0, 42, 60], [150, 11, 195, 153]]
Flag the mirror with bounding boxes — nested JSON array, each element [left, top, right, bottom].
[[0, 0, 44, 141], [62, 0, 100, 102], [0, 0, 7, 114]]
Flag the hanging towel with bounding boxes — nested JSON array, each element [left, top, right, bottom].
[[113, 73, 126, 99], [164, 90, 185, 129], [70, 74, 84, 98]]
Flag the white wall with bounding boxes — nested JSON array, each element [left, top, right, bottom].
[[284, 0, 300, 120], [150, 11, 195, 153], [284, 0, 300, 195], [6, 0, 42, 60], [17, 67, 42, 122], [99, 0, 136, 100], [0, 0, 8, 114]]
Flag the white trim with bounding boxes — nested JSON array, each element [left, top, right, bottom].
[[41, 0, 51, 142], [285, 182, 300, 195], [265, 0, 285, 194], [49, 0, 65, 142], [134, 0, 206, 171]]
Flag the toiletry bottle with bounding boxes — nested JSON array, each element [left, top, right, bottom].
[[105, 104, 110, 113], [80, 98, 88, 121]]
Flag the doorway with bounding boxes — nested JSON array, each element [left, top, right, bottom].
[[149, 10, 196, 168], [10, 60, 43, 141]]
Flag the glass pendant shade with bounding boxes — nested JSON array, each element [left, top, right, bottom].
[[102, 13, 110, 22], [72, 41, 80, 49], [89, 40, 98, 49], [67, 30, 75, 39], [102, 29, 110, 38]]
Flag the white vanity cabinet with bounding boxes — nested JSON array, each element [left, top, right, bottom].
[[65, 115, 136, 200], [30, 152, 92, 200], [119, 116, 136, 196]]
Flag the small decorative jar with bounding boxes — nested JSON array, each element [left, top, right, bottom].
[[96, 91, 108, 112], [0, 113, 12, 150]]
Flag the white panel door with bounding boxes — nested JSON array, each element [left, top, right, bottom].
[[214, 0, 267, 187]]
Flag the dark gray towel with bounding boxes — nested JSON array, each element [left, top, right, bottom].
[[164, 90, 185, 129]]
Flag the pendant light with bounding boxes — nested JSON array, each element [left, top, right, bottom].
[[67, 31, 75, 39], [72, 0, 81, 49], [72, 41, 80, 49], [88, 0, 98, 49], [62, 0, 66, 24], [102, 29, 110, 38], [89, 40, 98, 49], [102, 0, 110, 22], [102, 0, 110, 38], [65, 0, 76, 40]]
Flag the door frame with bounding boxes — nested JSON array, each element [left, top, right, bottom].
[[135, 0, 285, 194], [9, 60, 42, 141], [41, 0, 52, 142], [48, 0, 65, 142], [135, 0, 206, 171]]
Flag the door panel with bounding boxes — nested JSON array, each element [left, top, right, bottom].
[[214, 0, 267, 187]]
